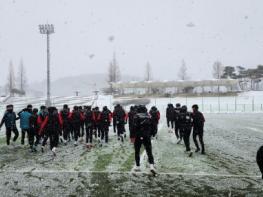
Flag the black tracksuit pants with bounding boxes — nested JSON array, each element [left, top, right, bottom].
[[152, 123, 158, 137], [117, 123, 125, 137], [49, 131, 59, 150], [62, 124, 71, 141], [129, 123, 134, 138], [193, 128, 205, 152], [80, 122, 85, 137], [101, 124, 109, 143], [28, 128, 36, 148], [174, 122, 182, 140], [86, 125, 93, 143], [21, 129, 29, 145], [72, 124, 80, 142], [167, 119, 174, 129], [256, 146, 263, 179], [6, 126, 19, 145], [181, 127, 192, 151], [93, 124, 101, 138], [134, 137, 154, 166]]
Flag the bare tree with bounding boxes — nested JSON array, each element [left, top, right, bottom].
[[7, 60, 15, 96], [108, 53, 121, 93], [212, 61, 224, 79], [212, 61, 224, 93], [17, 59, 27, 93], [144, 62, 152, 81], [178, 59, 188, 80]]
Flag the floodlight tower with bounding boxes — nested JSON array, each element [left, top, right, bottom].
[[39, 24, 55, 107]]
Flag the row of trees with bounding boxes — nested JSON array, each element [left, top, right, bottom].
[[107, 55, 189, 85], [107, 54, 263, 93], [212, 61, 263, 90], [6, 60, 27, 96], [107, 54, 154, 84]]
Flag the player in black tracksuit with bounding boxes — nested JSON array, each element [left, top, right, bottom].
[[192, 104, 205, 154], [29, 108, 39, 151], [100, 106, 112, 144], [131, 105, 156, 173], [257, 146, 263, 179], [84, 106, 93, 146], [178, 105, 193, 156], [149, 106, 160, 138], [174, 103, 183, 143], [113, 104, 127, 142], [128, 106, 136, 139], [79, 106, 85, 140], [70, 106, 84, 146], [60, 104, 71, 143], [0, 105, 19, 145], [166, 104, 175, 132]]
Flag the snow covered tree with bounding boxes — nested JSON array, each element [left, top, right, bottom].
[[108, 53, 121, 83], [17, 59, 27, 93], [212, 61, 224, 79], [108, 53, 121, 93], [178, 59, 188, 80], [144, 62, 152, 81], [7, 60, 15, 96]]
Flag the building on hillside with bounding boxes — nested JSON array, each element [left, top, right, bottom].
[[111, 79, 241, 96]]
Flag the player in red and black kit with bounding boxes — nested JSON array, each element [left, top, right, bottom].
[[39, 107, 63, 156], [69, 106, 85, 146], [92, 107, 101, 140], [37, 106, 48, 151]]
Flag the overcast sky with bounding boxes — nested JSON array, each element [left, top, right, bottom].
[[1, 0, 263, 85]]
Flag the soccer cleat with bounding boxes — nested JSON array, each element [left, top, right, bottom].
[[41, 146, 45, 153], [177, 139, 182, 144], [150, 164, 157, 175], [185, 150, 193, 157], [51, 147, 56, 157], [195, 148, 200, 153], [74, 141, 78, 146], [134, 166, 141, 172], [79, 137, 84, 143]]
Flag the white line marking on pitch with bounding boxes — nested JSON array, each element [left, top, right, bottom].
[[0, 170, 261, 178]]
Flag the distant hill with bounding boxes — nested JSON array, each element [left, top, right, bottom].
[[28, 73, 141, 96]]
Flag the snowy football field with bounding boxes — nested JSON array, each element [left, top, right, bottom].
[[0, 96, 262, 196]]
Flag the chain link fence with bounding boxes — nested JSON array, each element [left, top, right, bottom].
[[150, 95, 263, 113]]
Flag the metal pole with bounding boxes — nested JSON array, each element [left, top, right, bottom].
[[218, 94, 220, 113], [202, 95, 204, 112], [46, 33, 51, 107], [235, 96, 237, 112], [252, 96, 255, 112]]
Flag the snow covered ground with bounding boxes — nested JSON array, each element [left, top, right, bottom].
[[0, 94, 262, 196]]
